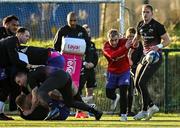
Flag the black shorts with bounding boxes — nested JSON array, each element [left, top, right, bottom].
[[79, 69, 97, 89]]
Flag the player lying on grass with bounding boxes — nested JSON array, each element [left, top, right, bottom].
[[16, 88, 70, 120], [14, 66, 103, 120]]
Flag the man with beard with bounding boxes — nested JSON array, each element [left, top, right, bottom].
[[0, 15, 19, 39], [0, 15, 20, 120]]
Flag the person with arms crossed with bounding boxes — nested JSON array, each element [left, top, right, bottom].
[[132, 4, 170, 120]]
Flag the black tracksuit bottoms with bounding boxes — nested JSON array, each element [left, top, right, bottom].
[[38, 71, 96, 113]]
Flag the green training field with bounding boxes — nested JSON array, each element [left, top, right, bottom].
[[0, 113, 180, 128]]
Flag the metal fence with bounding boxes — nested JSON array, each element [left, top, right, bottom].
[[92, 49, 180, 113]]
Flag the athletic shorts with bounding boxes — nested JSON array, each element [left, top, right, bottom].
[[106, 70, 130, 89], [80, 69, 97, 88]]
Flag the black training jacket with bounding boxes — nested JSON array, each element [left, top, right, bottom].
[[53, 24, 91, 56], [0, 36, 27, 68], [0, 27, 14, 40], [19, 46, 49, 65]]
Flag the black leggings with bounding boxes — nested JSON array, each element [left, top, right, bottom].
[[0, 78, 11, 102], [134, 54, 162, 111], [106, 85, 128, 114], [128, 77, 134, 112], [38, 71, 97, 114]]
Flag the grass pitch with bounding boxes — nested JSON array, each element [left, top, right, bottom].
[[0, 113, 180, 128]]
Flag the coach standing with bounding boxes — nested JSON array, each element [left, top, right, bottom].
[[53, 12, 91, 110], [0, 15, 19, 120], [54, 11, 90, 56]]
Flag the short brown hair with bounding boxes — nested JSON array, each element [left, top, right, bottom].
[[142, 4, 153, 12], [16, 27, 28, 33], [107, 29, 119, 39], [125, 27, 136, 37], [3, 15, 19, 25], [15, 94, 26, 109]]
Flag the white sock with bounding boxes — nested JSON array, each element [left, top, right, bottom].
[[0, 101, 5, 114], [121, 114, 127, 117]]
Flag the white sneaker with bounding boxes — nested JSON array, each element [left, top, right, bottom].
[[133, 111, 147, 120], [145, 105, 159, 120], [88, 103, 96, 109], [121, 114, 127, 121], [110, 94, 120, 110]]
